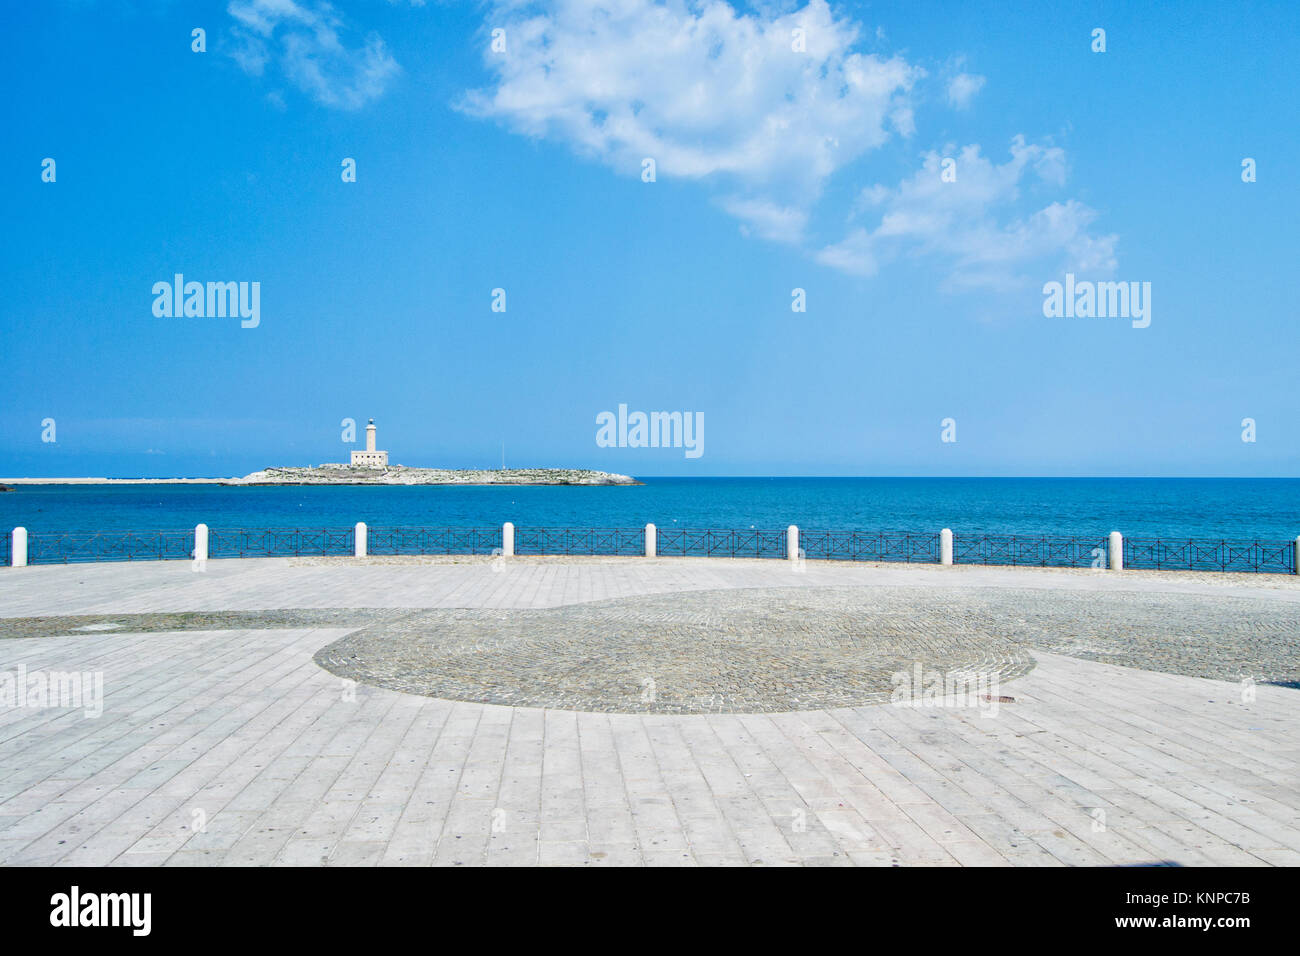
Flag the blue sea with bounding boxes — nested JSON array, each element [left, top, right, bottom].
[[1, 478, 1296, 541]]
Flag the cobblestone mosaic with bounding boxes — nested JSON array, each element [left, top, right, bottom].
[[312, 587, 1036, 713]]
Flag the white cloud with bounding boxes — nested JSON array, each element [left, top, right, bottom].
[[463, 1, 1116, 287], [226, 0, 400, 110], [463, 0, 920, 241], [946, 72, 985, 110], [718, 196, 809, 242], [816, 136, 1116, 288]]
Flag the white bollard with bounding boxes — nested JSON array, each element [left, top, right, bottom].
[[12, 527, 27, 567], [355, 522, 367, 558], [645, 523, 656, 558], [1108, 531, 1123, 571], [787, 525, 799, 562], [940, 528, 953, 565], [502, 522, 514, 557], [194, 523, 209, 565]]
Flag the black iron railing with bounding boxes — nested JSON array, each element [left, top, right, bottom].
[[800, 530, 940, 563], [26, 529, 196, 564], [1124, 537, 1295, 574], [209, 528, 354, 559], [368, 527, 501, 555], [655, 528, 787, 558], [954, 533, 1108, 568], [514, 527, 644, 556]]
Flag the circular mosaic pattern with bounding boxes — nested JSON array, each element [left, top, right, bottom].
[[312, 587, 1038, 714]]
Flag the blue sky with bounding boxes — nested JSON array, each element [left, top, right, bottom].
[[2, 0, 1297, 477]]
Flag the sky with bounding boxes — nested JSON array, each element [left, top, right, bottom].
[[1, 0, 1298, 478]]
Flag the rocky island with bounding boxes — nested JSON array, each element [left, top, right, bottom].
[[231, 465, 639, 486], [236, 420, 640, 485]]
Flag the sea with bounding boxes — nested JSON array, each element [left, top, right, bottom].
[[1, 478, 1296, 541]]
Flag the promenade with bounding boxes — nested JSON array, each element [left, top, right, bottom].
[[0, 556, 1297, 866]]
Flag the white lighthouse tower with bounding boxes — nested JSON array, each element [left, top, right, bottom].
[[350, 418, 389, 468]]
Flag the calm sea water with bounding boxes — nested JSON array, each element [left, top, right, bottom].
[[1, 478, 1296, 541]]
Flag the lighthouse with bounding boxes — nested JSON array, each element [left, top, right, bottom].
[[350, 419, 389, 468]]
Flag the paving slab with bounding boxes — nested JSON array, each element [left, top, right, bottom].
[[0, 557, 1295, 866]]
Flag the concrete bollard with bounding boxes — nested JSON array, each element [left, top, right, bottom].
[[787, 525, 799, 562], [1109, 531, 1123, 571], [12, 527, 27, 567], [355, 522, 367, 558], [502, 522, 514, 557], [940, 528, 953, 565], [194, 523, 209, 564], [645, 523, 656, 558]]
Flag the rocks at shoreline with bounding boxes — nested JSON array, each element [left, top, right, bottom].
[[229, 465, 641, 486]]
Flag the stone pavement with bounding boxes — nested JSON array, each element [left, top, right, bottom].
[[2, 554, 1297, 619], [0, 557, 1297, 866]]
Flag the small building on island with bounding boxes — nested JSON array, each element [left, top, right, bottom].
[[350, 419, 388, 469]]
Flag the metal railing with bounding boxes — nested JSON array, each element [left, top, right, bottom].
[[954, 533, 1107, 568], [1124, 537, 1296, 574], [25, 529, 196, 564], [655, 528, 787, 558], [801, 530, 940, 563], [368, 527, 502, 555], [7, 525, 1298, 574], [514, 527, 644, 556], [208, 528, 354, 559]]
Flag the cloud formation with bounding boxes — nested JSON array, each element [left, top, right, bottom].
[[226, 0, 400, 110], [817, 137, 1117, 288], [463, 0, 920, 240], [464, 0, 1116, 287], [946, 72, 985, 110]]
